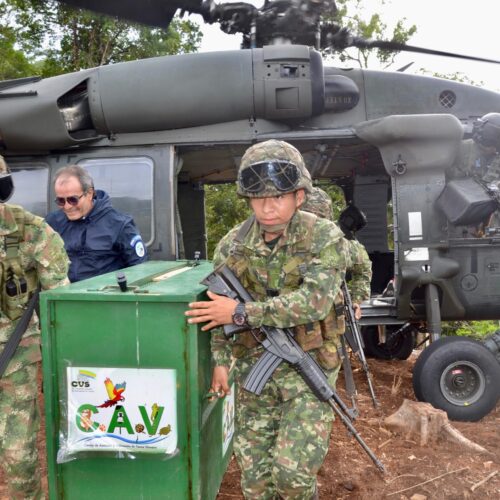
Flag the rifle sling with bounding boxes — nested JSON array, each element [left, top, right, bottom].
[[344, 327, 360, 353], [0, 289, 39, 379]]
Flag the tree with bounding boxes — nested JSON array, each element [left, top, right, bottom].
[[328, 0, 417, 69], [1, 0, 202, 77], [205, 184, 251, 259], [0, 24, 36, 79]]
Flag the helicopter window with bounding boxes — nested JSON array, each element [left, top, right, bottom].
[[79, 157, 154, 245], [9, 165, 49, 217]]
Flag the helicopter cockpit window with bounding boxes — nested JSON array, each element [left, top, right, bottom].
[[80, 157, 154, 245], [10, 165, 49, 216]]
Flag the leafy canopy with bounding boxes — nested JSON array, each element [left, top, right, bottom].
[[0, 0, 202, 77]]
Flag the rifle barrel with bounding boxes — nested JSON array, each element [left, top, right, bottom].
[[327, 398, 386, 473]]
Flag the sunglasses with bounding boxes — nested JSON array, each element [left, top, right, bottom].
[[239, 160, 300, 193], [55, 193, 85, 207]]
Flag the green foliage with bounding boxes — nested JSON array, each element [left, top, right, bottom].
[[205, 184, 251, 259], [0, 24, 36, 78], [0, 0, 202, 77], [315, 183, 346, 219], [204, 182, 348, 259], [328, 0, 417, 69], [442, 321, 499, 340], [419, 70, 482, 87]]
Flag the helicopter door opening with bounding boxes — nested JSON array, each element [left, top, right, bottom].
[[8, 145, 176, 261]]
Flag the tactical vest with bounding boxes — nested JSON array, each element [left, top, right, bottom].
[[1, 206, 41, 321], [225, 213, 345, 370]]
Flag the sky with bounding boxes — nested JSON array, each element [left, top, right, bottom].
[[188, 0, 500, 92]]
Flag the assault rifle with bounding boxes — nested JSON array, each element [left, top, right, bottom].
[[201, 264, 385, 473], [341, 281, 379, 408]]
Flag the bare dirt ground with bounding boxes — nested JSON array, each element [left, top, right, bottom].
[[217, 352, 500, 500], [0, 351, 498, 499]]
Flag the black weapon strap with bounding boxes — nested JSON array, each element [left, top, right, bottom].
[[0, 289, 40, 379], [234, 214, 255, 243]]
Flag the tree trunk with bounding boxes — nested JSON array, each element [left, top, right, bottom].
[[384, 399, 490, 453]]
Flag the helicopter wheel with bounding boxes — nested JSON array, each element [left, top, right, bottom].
[[361, 324, 416, 360], [412, 336, 500, 421]]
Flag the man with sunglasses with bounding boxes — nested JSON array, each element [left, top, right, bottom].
[[46, 165, 146, 282], [0, 156, 69, 498], [186, 140, 349, 499]]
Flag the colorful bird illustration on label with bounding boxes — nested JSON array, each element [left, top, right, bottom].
[[98, 377, 126, 408]]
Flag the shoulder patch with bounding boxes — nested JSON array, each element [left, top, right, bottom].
[[130, 235, 142, 246], [130, 235, 145, 257]]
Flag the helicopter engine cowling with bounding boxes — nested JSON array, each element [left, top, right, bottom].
[[0, 45, 325, 151]]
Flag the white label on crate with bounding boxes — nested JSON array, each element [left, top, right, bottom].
[[222, 384, 235, 456], [64, 367, 177, 455]]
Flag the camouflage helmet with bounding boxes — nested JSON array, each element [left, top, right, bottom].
[[301, 187, 333, 221], [237, 139, 312, 197], [472, 113, 500, 149], [0, 155, 14, 203]]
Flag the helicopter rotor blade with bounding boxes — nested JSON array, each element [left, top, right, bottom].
[[324, 26, 500, 65], [53, 0, 209, 28], [355, 38, 500, 65]]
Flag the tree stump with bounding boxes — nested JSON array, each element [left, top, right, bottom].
[[384, 399, 489, 453]]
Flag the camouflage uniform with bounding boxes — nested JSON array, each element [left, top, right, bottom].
[[212, 209, 348, 499], [482, 155, 500, 184], [454, 139, 496, 179], [454, 139, 500, 230], [0, 203, 69, 499], [345, 239, 372, 303], [301, 187, 372, 303]]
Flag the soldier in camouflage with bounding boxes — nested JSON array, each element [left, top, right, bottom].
[[0, 156, 69, 499], [455, 113, 500, 180], [186, 140, 349, 499], [454, 113, 500, 230], [301, 187, 372, 315]]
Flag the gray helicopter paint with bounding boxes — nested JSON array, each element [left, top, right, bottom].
[[3, 45, 500, 155], [356, 114, 500, 320]]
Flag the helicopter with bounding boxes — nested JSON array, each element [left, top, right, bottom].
[[3, 0, 500, 421]]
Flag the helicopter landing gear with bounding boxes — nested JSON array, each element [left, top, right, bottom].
[[425, 283, 441, 341], [361, 324, 416, 360], [412, 336, 500, 421]]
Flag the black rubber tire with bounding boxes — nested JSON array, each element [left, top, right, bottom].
[[412, 336, 500, 421], [361, 324, 415, 360]]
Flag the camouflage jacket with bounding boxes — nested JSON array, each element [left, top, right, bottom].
[[301, 189, 371, 302], [482, 155, 500, 185], [0, 204, 69, 375], [346, 238, 372, 304], [211, 210, 348, 367], [454, 139, 496, 179]]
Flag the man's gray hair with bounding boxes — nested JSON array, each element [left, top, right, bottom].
[[54, 165, 94, 193]]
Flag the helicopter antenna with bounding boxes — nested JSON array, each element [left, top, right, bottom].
[[396, 62, 414, 72]]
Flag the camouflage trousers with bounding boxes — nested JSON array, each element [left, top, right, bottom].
[[0, 361, 42, 500], [233, 352, 340, 500]]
